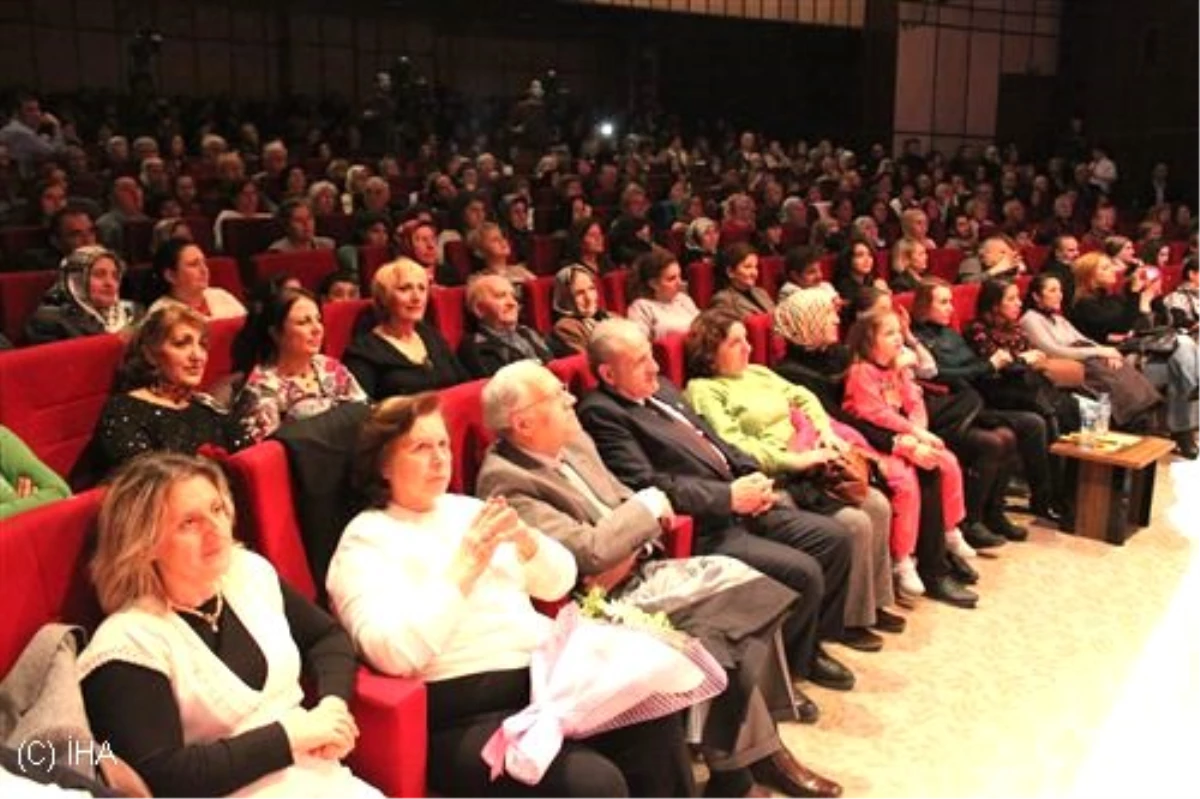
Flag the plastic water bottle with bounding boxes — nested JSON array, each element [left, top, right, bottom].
[[1079, 404, 1097, 449], [1096, 393, 1111, 437]]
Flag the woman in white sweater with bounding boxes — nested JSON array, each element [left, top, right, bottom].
[[326, 393, 693, 798], [625, 246, 699, 341]]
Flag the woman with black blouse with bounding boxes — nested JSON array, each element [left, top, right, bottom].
[[79, 453, 379, 797], [91, 305, 251, 478], [1070, 252, 1198, 457], [342, 258, 470, 399]]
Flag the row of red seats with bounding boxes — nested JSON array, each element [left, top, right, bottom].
[[0, 349, 695, 796]]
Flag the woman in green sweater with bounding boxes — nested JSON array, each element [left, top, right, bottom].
[[0, 426, 71, 519], [682, 308, 903, 647]]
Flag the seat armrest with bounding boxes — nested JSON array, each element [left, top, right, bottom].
[[347, 666, 428, 798]]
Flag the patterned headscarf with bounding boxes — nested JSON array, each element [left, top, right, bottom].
[[57, 245, 139, 333], [774, 286, 838, 348], [552, 265, 601, 320], [685, 217, 717, 253]]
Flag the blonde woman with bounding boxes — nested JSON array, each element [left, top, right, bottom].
[[79, 453, 379, 797]]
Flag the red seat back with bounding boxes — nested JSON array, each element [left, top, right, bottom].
[[183, 215, 216, 256], [0, 225, 49, 258], [122, 219, 156, 264], [315, 214, 355, 246], [600, 269, 629, 316], [950, 283, 981, 332], [744, 312, 784, 366], [1020, 244, 1050, 273], [322, 299, 373, 361], [201, 316, 245, 387], [758, 255, 784, 300], [1167, 241, 1188, 264], [207, 256, 245, 300], [0, 489, 106, 675], [520, 276, 556, 335], [687, 259, 715, 309], [652, 332, 687, 387], [0, 333, 125, 477], [428, 285, 467, 351], [220, 217, 284, 260], [251, 250, 338, 294], [530, 235, 563, 276], [439, 379, 493, 495], [547, 353, 597, 397], [818, 254, 836, 282], [223, 441, 318, 600], [0, 269, 56, 344], [1160, 264, 1184, 295], [443, 240, 472, 283], [927, 247, 964, 283], [359, 246, 391, 288]]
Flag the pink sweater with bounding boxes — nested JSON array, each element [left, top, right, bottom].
[[843, 360, 928, 435]]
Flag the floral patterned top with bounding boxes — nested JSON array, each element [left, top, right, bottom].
[[241, 354, 368, 442], [963, 316, 1033, 359]]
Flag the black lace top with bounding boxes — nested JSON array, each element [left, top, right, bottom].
[[93, 393, 252, 475]]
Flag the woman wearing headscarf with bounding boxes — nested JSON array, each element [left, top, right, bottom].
[[25, 245, 142, 345], [547, 265, 613, 356], [682, 216, 720, 267]]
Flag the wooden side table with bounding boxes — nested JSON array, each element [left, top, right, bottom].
[[1050, 435, 1176, 545]]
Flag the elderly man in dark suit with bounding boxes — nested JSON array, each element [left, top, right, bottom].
[[458, 274, 553, 378], [575, 318, 860, 695], [475, 359, 844, 798]]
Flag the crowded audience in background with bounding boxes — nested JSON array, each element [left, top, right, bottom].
[[1, 74, 1198, 798]]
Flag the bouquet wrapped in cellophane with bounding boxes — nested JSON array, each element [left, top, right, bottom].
[[481, 590, 727, 785]]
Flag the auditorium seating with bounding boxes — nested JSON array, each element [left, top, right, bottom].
[[927, 248, 964, 283], [359, 245, 392, 287], [251, 249, 338, 294], [122, 218, 156, 265], [443, 240, 472, 282], [322, 299, 373, 361], [219, 217, 284, 261], [0, 269, 55, 343], [438, 378, 492, 495], [520, 275, 555, 334], [652, 332, 687, 387], [758, 255, 784, 299], [744, 312, 785, 366], [0, 225, 48, 261], [602, 268, 630, 316], [207, 256, 246, 299], [428, 285, 467, 351], [530, 235, 562, 275], [687, 259, 715, 308], [316, 214, 355, 246], [547, 352, 597, 395], [219, 441, 428, 799]]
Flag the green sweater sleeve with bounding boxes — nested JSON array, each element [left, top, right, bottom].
[[684, 376, 795, 474], [0, 427, 71, 520], [767, 366, 834, 437]]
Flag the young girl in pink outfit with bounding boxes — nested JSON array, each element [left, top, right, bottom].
[[842, 309, 972, 597]]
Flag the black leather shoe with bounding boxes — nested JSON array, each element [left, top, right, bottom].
[[946, 551, 979, 584], [809, 648, 855, 691], [1031, 501, 1068, 529], [1174, 432, 1199, 460], [987, 513, 1028, 542], [793, 686, 820, 724], [751, 750, 843, 798], [963, 520, 1007, 549], [873, 607, 906, 634], [927, 576, 978, 609], [838, 627, 884, 652]]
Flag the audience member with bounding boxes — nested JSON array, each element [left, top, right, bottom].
[[148, 239, 247, 319], [577, 318, 859, 696], [342, 259, 468, 399], [90, 306, 251, 476], [626, 246, 699, 340], [236, 288, 367, 442], [711, 242, 775, 318], [269, 198, 335, 252], [0, 425, 70, 520], [549, 265, 612, 355], [80, 453, 377, 797], [476, 361, 844, 797], [326, 394, 695, 797], [25, 245, 141, 344], [458, 274, 552, 378]]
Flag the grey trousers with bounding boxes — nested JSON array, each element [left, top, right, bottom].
[[833, 486, 895, 628]]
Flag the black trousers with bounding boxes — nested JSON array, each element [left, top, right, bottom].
[[425, 669, 694, 798], [914, 468, 951, 584], [700, 503, 851, 677]]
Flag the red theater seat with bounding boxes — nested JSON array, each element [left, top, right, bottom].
[[547, 353, 597, 396], [744, 312, 784, 366], [184, 216, 216, 256], [0, 489, 105, 676], [530, 235, 562, 276], [758, 255, 784, 299], [927, 248, 964, 283], [251, 250, 338, 294], [221, 442, 427, 798], [201, 316, 245, 388], [0, 333, 126, 477], [601, 269, 629, 316], [438, 378, 493, 495], [219, 217, 284, 260], [818, 254, 836, 282], [443, 240, 472, 283], [950, 283, 981, 332], [1020, 245, 1050, 273], [0, 225, 49, 259], [122, 219, 156, 265], [322, 299, 373, 361], [428, 285, 467, 351], [359, 246, 392, 288], [652, 332, 687, 387], [687, 259, 715, 309], [0, 269, 55, 344], [207, 256, 246, 300], [316, 214, 355, 246], [520, 276, 556, 334]]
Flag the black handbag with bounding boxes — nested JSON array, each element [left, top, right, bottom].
[[1117, 327, 1179, 357]]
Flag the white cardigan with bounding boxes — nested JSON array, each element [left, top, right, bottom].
[[326, 494, 577, 682]]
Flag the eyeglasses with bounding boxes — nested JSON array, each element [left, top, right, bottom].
[[513, 382, 574, 415]]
